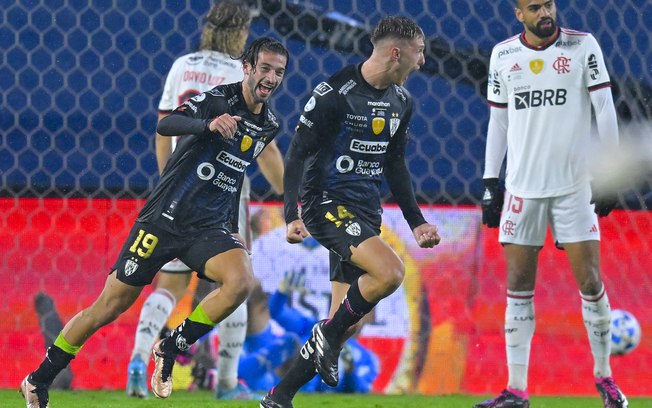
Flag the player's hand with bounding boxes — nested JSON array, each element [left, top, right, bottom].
[[207, 113, 241, 139], [591, 183, 617, 217], [412, 223, 441, 248], [286, 219, 310, 244], [481, 178, 503, 228], [278, 269, 312, 296]]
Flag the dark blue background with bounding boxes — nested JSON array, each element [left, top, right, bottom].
[[1, 0, 650, 206]]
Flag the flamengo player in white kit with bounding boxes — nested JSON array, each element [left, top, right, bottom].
[[126, 1, 284, 400], [476, 1, 627, 408]]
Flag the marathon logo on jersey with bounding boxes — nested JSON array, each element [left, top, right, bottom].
[[350, 139, 388, 154], [498, 46, 522, 59], [216, 150, 250, 172], [588, 54, 600, 80], [208, 88, 225, 97], [514, 89, 567, 110], [529, 59, 544, 74], [314, 82, 333, 96], [368, 101, 390, 108], [339, 79, 357, 95], [243, 120, 263, 132], [372, 117, 385, 135]]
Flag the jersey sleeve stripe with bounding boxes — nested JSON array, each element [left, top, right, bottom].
[[488, 101, 508, 108], [588, 82, 611, 92], [560, 28, 589, 36]]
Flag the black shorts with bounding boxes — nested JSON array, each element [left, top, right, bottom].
[[303, 202, 380, 284], [112, 221, 247, 286]]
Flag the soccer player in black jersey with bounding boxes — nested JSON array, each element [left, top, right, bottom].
[[20, 37, 289, 407], [261, 17, 440, 408]]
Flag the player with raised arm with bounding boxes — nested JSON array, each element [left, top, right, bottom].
[[260, 16, 440, 408], [475, 1, 626, 408], [19, 37, 289, 407], [126, 1, 284, 400]]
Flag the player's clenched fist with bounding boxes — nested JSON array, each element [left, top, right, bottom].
[[481, 178, 503, 228], [207, 113, 241, 139], [413, 223, 441, 248], [286, 219, 310, 244]]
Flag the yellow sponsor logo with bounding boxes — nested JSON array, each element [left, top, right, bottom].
[[372, 117, 385, 135], [241, 135, 253, 152], [529, 59, 544, 74]]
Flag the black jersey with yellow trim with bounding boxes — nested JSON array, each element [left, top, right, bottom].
[[138, 82, 280, 234], [293, 64, 413, 217]]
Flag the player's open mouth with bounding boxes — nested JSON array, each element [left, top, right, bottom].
[[258, 84, 274, 97]]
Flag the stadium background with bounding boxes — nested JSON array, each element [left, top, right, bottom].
[[1, 0, 651, 397]]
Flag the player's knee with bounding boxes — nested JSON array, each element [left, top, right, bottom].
[[90, 299, 127, 327], [224, 269, 256, 305], [378, 262, 405, 293], [238, 271, 256, 300]]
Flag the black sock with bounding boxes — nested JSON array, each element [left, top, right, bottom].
[[29, 345, 74, 386], [162, 318, 213, 355], [324, 279, 376, 344], [271, 336, 318, 402]]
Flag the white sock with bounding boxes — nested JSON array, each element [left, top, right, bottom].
[[131, 288, 176, 363], [581, 285, 612, 378], [216, 302, 248, 390], [505, 290, 535, 391]]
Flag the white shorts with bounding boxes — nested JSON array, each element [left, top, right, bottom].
[[498, 184, 600, 246], [161, 176, 251, 272]]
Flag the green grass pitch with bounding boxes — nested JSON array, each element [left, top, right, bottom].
[[5, 389, 652, 407]]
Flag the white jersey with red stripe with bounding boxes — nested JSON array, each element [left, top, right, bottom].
[[158, 49, 244, 151], [487, 28, 612, 198]]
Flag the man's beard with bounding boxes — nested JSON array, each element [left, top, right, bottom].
[[530, 18, 556, 39]]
